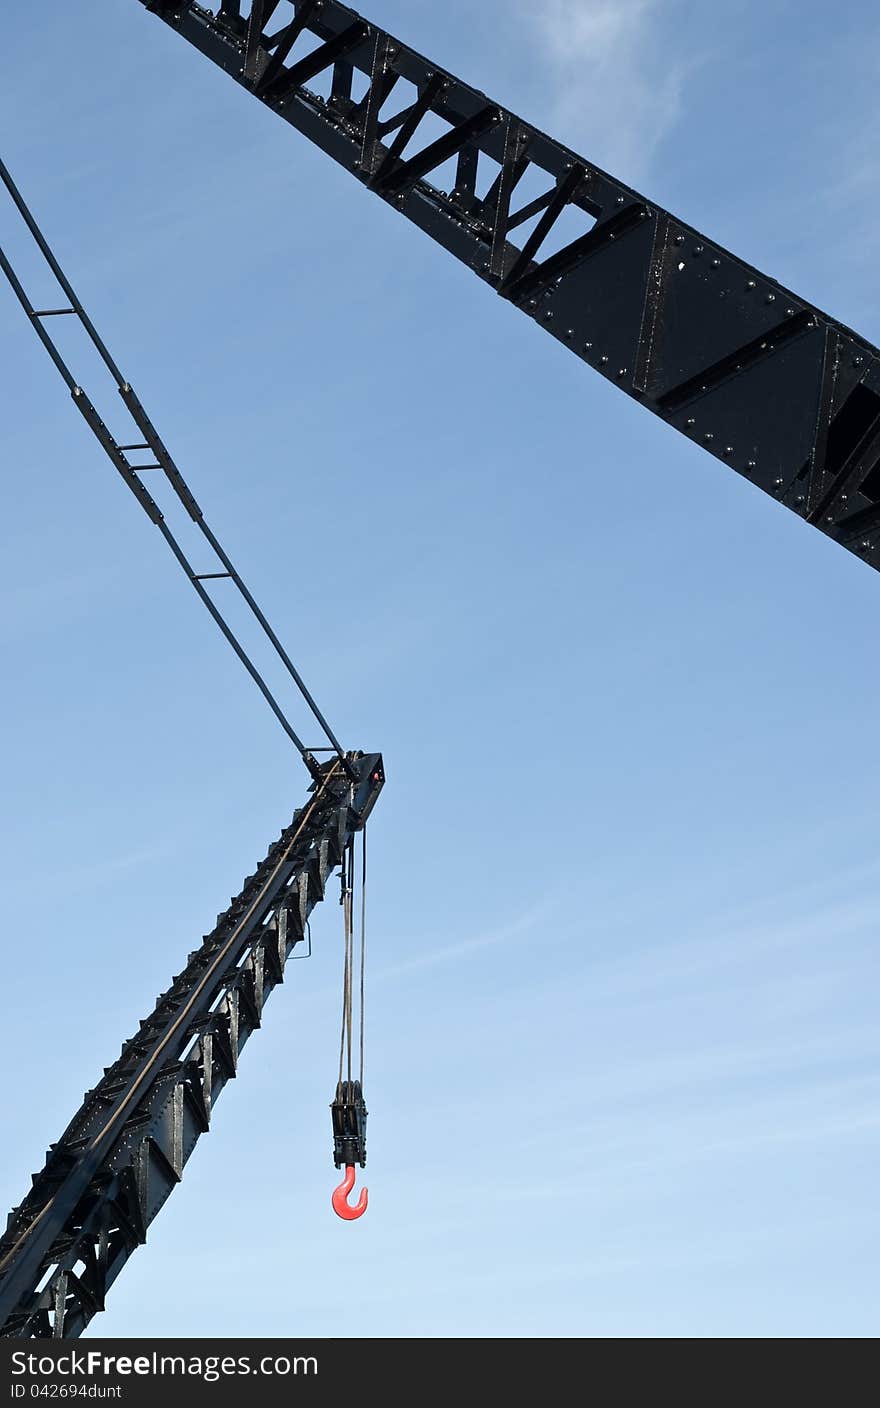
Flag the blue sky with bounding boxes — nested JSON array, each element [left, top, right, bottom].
[[1, 0, 879, 1339]]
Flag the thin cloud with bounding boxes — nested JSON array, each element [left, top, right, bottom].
[[519, 0, 693, 179], [373, 896, 557, 980]]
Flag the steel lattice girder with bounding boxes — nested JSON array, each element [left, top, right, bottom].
[[0, 753, 383, 1339], [136, 0, 880, 573]]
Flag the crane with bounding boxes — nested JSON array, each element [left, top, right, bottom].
[[0, 155, 382, 1336], [2, 0, 879, 1338]]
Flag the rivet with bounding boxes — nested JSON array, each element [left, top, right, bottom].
[[853, 356, 864, 367], [686, 418, 695, 426], [723, 445, 733, 455], [583, 342, 593, 351], [711, 258, 721, 268], [674, 234, 684, 245], [617, 368, 627, 378], [544, 311, 554, 321], [746, 460, 757, 470], [703, 432, 714, 442], [774, 478, 784, 488], [746, 279, 756, 289], [795, 494, 805, 505], [693, 245, 704, 255], [861, 540, 871, 551], [785, 307, 795, 316], [766, 293, 776, 303], [565, 328, 575, 340], [616, 196, 625, 204], [600, 355, 609, 364]]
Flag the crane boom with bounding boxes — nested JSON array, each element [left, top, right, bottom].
[[137, 0, 880, 575], [0, 754, 384, 1339], [0, 148, 385, 1339]]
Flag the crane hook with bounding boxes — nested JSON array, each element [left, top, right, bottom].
[[332, 1164, 368, 1221]]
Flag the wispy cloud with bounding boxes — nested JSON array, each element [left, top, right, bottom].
[[519, 0, 694, 179], [373, 895, 556, 981], [52, 842, 177, 892]]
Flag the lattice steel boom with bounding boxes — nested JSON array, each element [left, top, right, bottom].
[[0, 755, 384, 1338], [137, 0, 880, 573]]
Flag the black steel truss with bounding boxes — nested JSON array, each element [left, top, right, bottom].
[[136, 0, 880, 573], [0, 753, 384, 1339]]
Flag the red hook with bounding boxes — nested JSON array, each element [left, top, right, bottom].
[[332, 1164, 368, 1221]]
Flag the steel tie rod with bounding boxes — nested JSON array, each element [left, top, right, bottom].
[[0, 154, 353, 779]]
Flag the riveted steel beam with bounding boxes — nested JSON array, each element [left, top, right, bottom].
[[135, 0, 880, 574]]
